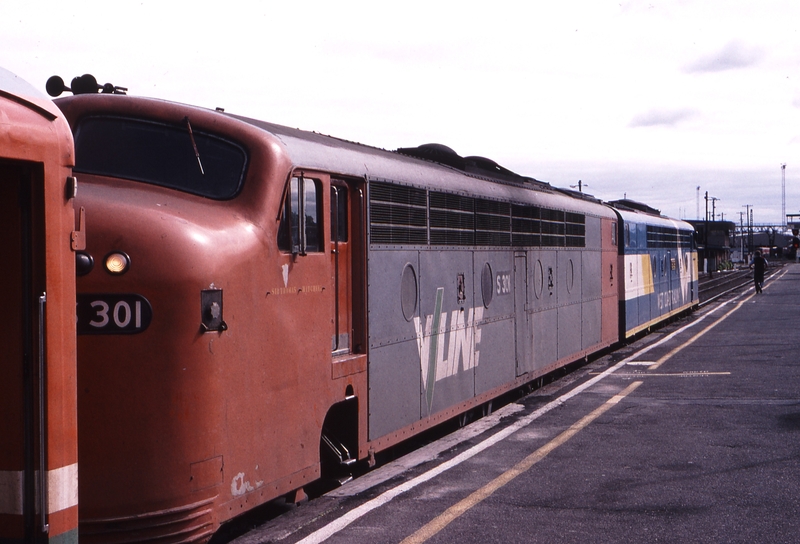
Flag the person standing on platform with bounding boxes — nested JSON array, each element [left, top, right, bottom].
[[751, 251, 768, 293]]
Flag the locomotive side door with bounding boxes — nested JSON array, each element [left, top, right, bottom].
[[514, 253, 531, 376], [331, 183, 351, 354], [330, 179, 366, 357], [667, 249, 674, 312], [325, 178, 367, 465]]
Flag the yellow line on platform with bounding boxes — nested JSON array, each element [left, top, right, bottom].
[[399, 381, 643, 544]]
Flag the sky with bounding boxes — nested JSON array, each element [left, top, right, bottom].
[[3, 0, 800, 227]]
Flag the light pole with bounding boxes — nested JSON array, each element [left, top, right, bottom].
[[710, 196, 720, 221], [743, 204, 753, 257], [739, 211, 744, 262], [696, 186, 700, 220], [782, 164, 786, 227]]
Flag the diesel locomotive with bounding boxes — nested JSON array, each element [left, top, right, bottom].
[[33, 75, 698, 543]]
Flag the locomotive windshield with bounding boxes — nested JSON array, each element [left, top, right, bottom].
[[73, 116, 247, 199]]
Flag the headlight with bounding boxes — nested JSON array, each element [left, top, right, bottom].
[[104, 252, 130, 275]]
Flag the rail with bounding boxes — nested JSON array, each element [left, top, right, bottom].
[[698, 264, 783, 306]]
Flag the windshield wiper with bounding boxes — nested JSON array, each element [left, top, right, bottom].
[[183, 116, 205, 175]]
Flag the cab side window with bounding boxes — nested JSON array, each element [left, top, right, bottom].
[[331, 185, 348, 243], [278, 176, 322, 254]]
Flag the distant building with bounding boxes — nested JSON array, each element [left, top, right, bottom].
[[750, 230, 793, 259], [687, 220, 735, 272]]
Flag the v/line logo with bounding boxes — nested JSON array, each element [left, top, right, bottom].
[[413, 287, 484, 413]]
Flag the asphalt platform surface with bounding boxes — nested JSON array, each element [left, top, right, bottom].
[[231, 263, 800, 544]]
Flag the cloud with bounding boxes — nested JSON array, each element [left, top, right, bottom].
[[629, 108, 698, 127], [684, 41, 764, 73]]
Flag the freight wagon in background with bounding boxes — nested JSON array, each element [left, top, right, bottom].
[[0, 68, 80, 544], [42, 74, 698, 543]]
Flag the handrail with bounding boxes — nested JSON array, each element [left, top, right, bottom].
[[38, 293, 49, 534]]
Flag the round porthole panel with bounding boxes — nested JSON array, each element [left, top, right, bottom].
[[481, 262, 493, 308], [400, 263, 418, 322]]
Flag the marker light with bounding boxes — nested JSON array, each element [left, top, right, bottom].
[[75, 251, 94, 276], [104, 252, 130, 275]]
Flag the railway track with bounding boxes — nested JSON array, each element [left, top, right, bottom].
[[698, 263, 783, 305]]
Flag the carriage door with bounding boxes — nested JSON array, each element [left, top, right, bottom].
[[330, 180, 365, 356], [330, 183, 352, 354], [0, 161, 46, 540], [666, 250, 673, 312], [514, 253, 531, 376]]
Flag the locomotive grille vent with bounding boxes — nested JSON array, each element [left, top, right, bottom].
[[565, 212, 586, 248], [430, 192, 475, 245], [540, 208, 566, 247], [646, 225, 692, 248], [369, 181, 586, 248], [476, 199, 511, 246], [512, 204, 541, 247], [369, 182, 428, 244]]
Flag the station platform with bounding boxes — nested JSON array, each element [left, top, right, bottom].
[[230, 264, 800, 544]]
